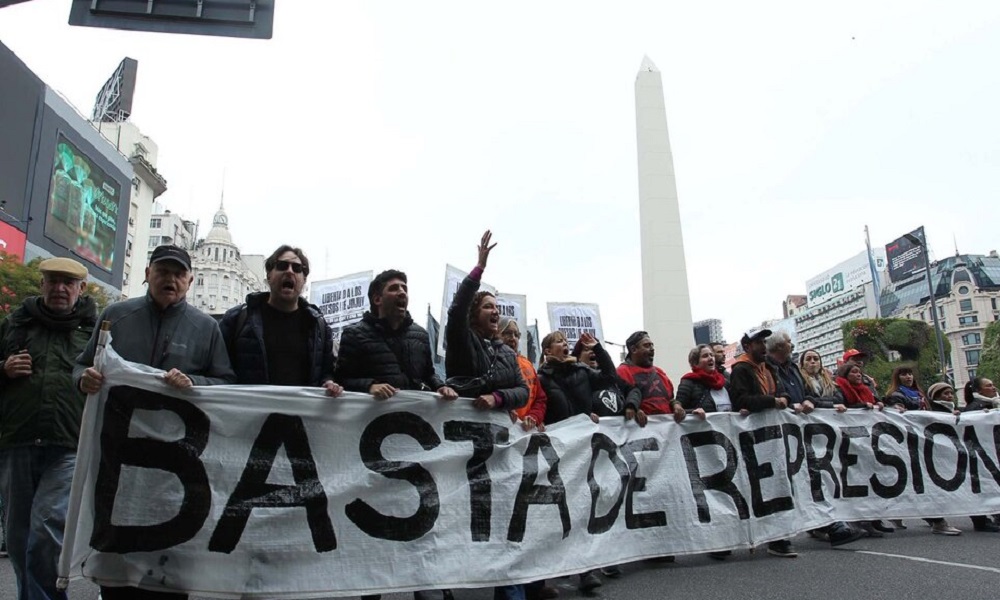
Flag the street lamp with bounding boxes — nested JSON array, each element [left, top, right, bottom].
[[903, 228, 950, 383]]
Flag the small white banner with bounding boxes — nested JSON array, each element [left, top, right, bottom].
[[60, 348, 1000, 598], [309, 271, 373, 345], [546, 302, 604, 349]]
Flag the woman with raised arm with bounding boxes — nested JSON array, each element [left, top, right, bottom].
[[444, 231, 529, 600], [444, 230, 528, 413]]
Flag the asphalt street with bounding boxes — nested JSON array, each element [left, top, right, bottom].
[[2, 519, 998, 600]]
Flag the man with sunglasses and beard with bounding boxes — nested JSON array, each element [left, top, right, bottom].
[[220, 245, 342, 396]]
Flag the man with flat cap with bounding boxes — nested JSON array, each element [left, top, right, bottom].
[[75, 245, 235, 600], [0, 257, 97, 600]]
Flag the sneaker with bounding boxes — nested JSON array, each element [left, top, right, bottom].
[[579, 571, 602, 592], [931, 522, 962, 536], [767, 541, 798, 558], [807, 529, 830, 542], [973, 521, 1000, 533], [599, 565, 622, 578], [870, 520, 895, 533], [828, 523, 864, 547], [890, 519, 906, 529], [857, 522, 883, 538]]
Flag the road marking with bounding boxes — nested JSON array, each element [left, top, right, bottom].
[[855, 550, 1000, 575]]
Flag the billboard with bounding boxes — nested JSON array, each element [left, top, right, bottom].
[[885, 227, 927, 284], [0, 221, 27, 261], [806, 249, 887, 308], [44, 134, 121, 272], [92, 57, 138, 123]]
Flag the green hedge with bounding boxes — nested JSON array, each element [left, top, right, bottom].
[[841, 318, 950, 391], [978, 321, 1000, 383]]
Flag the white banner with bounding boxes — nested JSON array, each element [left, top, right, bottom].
[[546, 302, 603, 349], [437, 264, 495, 357], [61, 348, 1000, 598], [496, 293, 527, 356], [309, 271, 373, 345]]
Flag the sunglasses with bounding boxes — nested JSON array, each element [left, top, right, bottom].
[[274, 260, 307, 274]]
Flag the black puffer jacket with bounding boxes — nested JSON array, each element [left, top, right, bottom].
[[335, 311, 445, 393], [219, 292, 335, 385], [676, 377, 731, 413], [444, 273, 527, 409], [883, 389, 925, 411], [537, 343, 632, 423]]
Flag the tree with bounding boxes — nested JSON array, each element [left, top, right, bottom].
[[1, 251, 115, 319], [842, 318, 950, 391], [978, 321, 1000, 383]]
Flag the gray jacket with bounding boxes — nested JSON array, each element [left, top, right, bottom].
[[75, 294, 235, 386]]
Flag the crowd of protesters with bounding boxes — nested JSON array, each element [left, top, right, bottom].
[[1, 230, 998, 600]]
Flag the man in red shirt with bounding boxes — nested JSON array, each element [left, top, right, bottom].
[[616, 330, 685, 425]]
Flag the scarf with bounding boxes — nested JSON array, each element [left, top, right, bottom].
[[544, 353, 577, 365], [734, 355, 775, 395], [900, 385, 922, 400], [803, 371, 835, 397], [972, 392, 1000, 409], [836, 376, 876, 406], [681, 366, 726, 390]]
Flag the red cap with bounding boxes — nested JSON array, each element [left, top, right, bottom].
[[842, 348, 868, 362]]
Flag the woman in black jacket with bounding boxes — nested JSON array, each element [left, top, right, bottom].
[[444, 231, 528, 412], [537, 331, 628, 424], [676, 344, 733, 416]]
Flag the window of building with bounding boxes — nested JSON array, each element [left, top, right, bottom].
[[959, 315, 979, 326], [148, 237, 159, 248], [214, 247, 219, 261], [197, 275, 204, 286], [150, 218, 161, 228], [966, 350, 981, 365], [969, 369, 977, 380], [993, 298, 998, 310], [962, 333, 982, 345], [959, 299, 973, 312], [958, 285, 970, 295]]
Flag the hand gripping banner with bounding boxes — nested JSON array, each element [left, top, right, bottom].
[[60, 347, 1000, 598]]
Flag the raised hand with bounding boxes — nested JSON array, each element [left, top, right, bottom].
[[477, 230, 497, 269]]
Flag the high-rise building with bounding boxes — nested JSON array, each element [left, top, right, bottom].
[[795, 250, 885, 368], [693, 319, 724, 345], [881, 251, 1000, 391], [635, 56, 694, 382], [186, 203, 266, 315]]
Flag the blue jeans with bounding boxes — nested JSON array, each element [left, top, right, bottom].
[[0, 446, 76, 600]]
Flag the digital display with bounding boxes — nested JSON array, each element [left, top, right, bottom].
[[44, 134, 121, 271]]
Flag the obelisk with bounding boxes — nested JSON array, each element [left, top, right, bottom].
[[635, 56, 695, 382]]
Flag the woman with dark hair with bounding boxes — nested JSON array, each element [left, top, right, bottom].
[[963, 377, 1000, 533], [444, 231, 530, 600], [964, 377, 999, 411], [834, 363, 882, 409], [883, 365, 925, 412]]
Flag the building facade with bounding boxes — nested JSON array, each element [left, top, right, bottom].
[[881, 252, 1000, 391], [692, 318, 724, 345], [794, 281, 880, 368], [186, 203, 266, 316]]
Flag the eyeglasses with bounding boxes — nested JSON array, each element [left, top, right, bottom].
[[274, 260, 306, 274]]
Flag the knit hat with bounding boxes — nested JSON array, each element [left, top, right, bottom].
[[927, 382, 953, 400]]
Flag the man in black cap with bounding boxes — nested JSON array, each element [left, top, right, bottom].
[[75, 245, 235, 600], [0, 257, 97, 600]]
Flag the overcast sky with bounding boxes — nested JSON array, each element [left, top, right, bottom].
[[3, 0, 999, 355]]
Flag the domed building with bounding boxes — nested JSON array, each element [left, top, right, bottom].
[[187, 202, 266, 315]]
